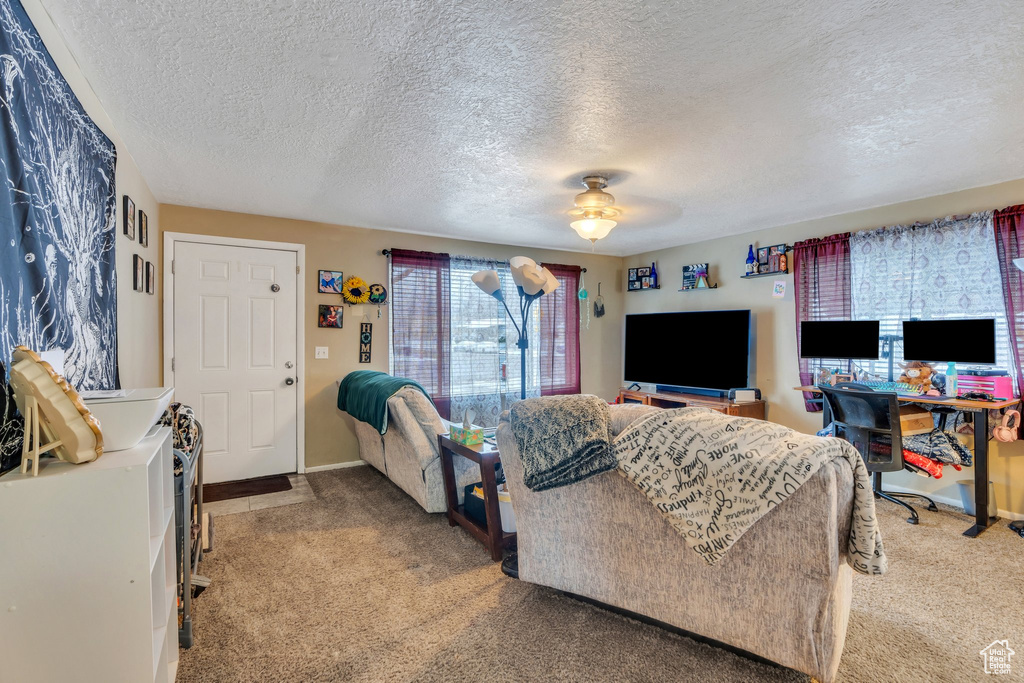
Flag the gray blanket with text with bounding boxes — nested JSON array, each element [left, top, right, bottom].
[[613, 407, 887, 575]]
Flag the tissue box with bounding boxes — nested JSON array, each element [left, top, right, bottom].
[[449, 424, 484, 445]]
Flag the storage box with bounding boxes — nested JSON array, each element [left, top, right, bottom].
[[956, 374, 1014, 400], [899, 405, 935, 436], [449, 424, 484, 445], [463, 482, 516, 533]]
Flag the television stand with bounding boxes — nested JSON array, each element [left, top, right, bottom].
[[618, 389, 766, 420]]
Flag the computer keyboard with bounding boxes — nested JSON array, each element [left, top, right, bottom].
[[859, 381, 924, 395]]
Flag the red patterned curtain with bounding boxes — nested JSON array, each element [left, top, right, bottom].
[[539, 263, 581, 395], [793, 234, 851, 411], [389, 249, 452, 419], [994, 205, 1024, 400]]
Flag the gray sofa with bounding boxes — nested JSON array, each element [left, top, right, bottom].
[[351, 387, 479, 513], [496, 403, 854, 683]]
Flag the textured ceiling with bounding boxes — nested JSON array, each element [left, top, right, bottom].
[[38, 0, 1024, 256]]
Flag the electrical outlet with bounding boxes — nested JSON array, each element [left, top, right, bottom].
[[315, 346, 328, 359]]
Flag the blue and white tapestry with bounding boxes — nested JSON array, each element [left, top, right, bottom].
[[0, 0, 118, 389]]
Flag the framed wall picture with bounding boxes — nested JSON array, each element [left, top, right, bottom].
[[145, 261, 155, 295], [139, 210, 148, 247], [318, 304, 343, 328], [637, 267, 650, 277], [132, 254, 144, 292], [123, 195, 135, 240], [318, 270, 344, 294], [628, 280, 641, 291], [757, 247, 769, 265]]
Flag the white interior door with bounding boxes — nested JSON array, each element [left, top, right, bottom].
[[173, 241, 298, 483]]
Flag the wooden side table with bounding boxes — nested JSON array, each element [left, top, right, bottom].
[[438, 434, 516, 561]]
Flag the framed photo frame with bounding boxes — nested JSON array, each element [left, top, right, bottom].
[[145, 261, 155, 295], [133, 254, 144, 292], [756, 247, 769, 265], [628, 268, 637, 280], [123, 195, 136, 240], [139, 210, 148, 247], [637, 267, 650, 277], [318, 304, 343, 328], [628, 280, 641, 291], [319, 270, 344, 294]]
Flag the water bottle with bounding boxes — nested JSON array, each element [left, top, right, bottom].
[[746, 245, 755, 275], [946, 362, 957, 397]]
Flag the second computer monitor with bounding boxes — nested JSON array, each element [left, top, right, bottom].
[[902, 319, 996, 364], [800, 320, 880, 359]]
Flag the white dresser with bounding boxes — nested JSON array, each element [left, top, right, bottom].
[[0, 427, 178, 683]]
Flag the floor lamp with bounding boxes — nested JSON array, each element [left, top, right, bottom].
[[472, 257, 560, 400]]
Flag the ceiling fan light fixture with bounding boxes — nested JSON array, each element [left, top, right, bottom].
[[568, 175, 620, 243], [570, 217, 617, 242]]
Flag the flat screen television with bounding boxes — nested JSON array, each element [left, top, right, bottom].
[[902, 319, 996, 364], [624, 310, 750, 394], [800, 320, 880, 359]]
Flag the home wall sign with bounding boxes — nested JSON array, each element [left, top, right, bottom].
[[359, 322, 372, 363]]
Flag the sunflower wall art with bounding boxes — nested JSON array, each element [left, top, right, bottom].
[[341, 276, 370, 305]]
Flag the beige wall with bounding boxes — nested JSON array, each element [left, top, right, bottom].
[[22, 0, 161, 388], [625, 177, 1024, 517], [159, 205, 624, 469]]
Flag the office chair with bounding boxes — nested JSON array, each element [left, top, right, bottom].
[[821, 383, 938, 525]]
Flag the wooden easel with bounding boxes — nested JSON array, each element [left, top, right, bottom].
[[19, 395, 64, 477]]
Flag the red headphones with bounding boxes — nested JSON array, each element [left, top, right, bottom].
[[993, 410, 1020, 443]]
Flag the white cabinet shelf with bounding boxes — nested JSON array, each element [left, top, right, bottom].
[[0, 427, 179, 683]]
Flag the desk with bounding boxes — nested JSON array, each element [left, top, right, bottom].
[[795, 385, 1020, 538], [438, 434, 516, 561]]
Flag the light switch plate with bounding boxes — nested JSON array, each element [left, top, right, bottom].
[[315, 346, 328, 359]]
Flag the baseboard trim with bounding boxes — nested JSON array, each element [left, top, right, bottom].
[[882, 482, 1024, 522], [304, 460, 367, 473]]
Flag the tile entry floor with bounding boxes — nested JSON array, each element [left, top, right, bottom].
[[204, 474, 315, 516]]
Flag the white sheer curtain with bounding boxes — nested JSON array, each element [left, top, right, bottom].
[[448, 256, 540, 427], [849, 211, 1016, 380]]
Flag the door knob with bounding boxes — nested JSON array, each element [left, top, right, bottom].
[[285, 361, 294, 368], [271, 283, 281, 292], [285, 377, 295, 386]]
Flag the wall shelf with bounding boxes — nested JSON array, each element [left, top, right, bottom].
[[678, 283, 719, 291], [741, 271, 788, 279]]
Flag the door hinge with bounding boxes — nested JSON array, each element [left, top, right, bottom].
[[296, 265, 300, 275], [171, 260, 175, 274], [171, 358, 175, 372]]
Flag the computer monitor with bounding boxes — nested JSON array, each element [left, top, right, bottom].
[[902, 319, 996, 364], [800, 320, 880, 359]]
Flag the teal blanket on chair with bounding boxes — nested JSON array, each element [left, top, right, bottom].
[[337, 371, 432, 435]]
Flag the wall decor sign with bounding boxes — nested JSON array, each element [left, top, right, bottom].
[[318, 269, 343, 294], [318, 304, 343, 328], [681, 263, 708, 290], [123, 195, 135, 240], [138, 210, 148, 247], [359, 322, 372, 363], [0, 0, 119, 390], [772, 280, 786, 298]]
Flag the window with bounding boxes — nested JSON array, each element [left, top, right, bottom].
[[849, 213, 1017, 388], [389, 250, 581, 427]]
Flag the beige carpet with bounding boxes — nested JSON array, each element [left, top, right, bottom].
[[177, 467, 1023, 682]]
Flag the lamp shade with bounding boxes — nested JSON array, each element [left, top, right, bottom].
[[570, 218, 616, 242], [471, 269, 502, 298], [540, 266, 559, 294]]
